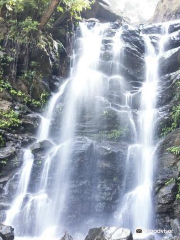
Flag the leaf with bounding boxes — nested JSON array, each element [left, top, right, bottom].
[[57, 6, 64, 12]]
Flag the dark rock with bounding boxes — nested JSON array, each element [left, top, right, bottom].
[[4, 132, 36, 147], [159, 47, 180, 76], [156, 129, 180, 187], [0, 211, 6, 223], [156, 182, 177, 209], [157, 70, 180, 107], [49, 76, 63, 93], [155, 129, 180, 228], [0, 224, 14, 240], [165, 31, 180, 52], [121, 29, 145, 53], [82, 0, 128, 23], [141, 24, 162, 35], [174, 200, 180, 221], [85, 227, 133, 240], [156, 214, 171, 232], [0, 147, 16, 161], [170, 219, 180, 236], [169, 23, 180, 34], [31, 140, 54, 154], [0, 203, 10, 211], [21, 113, 40, 133], [97, 3, 124, 22]]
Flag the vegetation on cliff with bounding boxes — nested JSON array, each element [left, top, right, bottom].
[[0, 0, 92, 132]]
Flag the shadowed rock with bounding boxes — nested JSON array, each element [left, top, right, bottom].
[[0, 224, 14, 240], [85, 227, 133, 240]]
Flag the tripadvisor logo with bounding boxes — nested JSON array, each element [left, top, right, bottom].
[[136, 228, 143, 234], [135, 228, 173, 234]]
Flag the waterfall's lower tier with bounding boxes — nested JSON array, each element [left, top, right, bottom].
[[1, 20, 180, 240]]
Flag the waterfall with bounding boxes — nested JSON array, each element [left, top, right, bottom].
[[116, 23, 171, 234], [3, 20, 174, 239]]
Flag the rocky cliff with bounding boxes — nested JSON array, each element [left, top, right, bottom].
[[151, 0, 180, 23]]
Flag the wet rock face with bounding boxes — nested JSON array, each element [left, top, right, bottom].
[[85, 227, 133, 240], [155, 130, 180, 229], [154, 21, 180, 232], [65, 138, 128, 230], [0, 224, 14, 240], [82, 0, 129, 23], [159, 47, 180, 77], [151, 0, 180, 23]]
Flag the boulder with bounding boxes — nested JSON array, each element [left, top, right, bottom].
[[85, 227, 133, 240], [97, 2, 124, 22], [0, 224, 14, 240], [82, 0, 128, 23], [156, 182, 177, 210], [31, 140, 54, 154]]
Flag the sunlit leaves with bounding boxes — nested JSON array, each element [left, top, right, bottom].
[[62, 0, 92, 16]]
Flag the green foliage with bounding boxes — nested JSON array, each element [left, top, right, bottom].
[[62, 0, 92, 14], [174, 168, 180, 200], [0, 110, 21, 130], [0, 80, 49, 108], [161, 80, 180, 136], [19, 17, 39, 34], [167, 146, 180, 155], [0, 159, 8, 166], [161, 126, 173, 136], [0, 134, 6, 147], [91, 127, 129, 141], [176, 179, 180, 200], [165, 178, 175, 186]]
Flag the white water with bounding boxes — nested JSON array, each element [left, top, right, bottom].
[[116, 22, 171, 234], [3, 21, 175, 239], [4, 79, 69, 237], [4, 23, 110, 239]]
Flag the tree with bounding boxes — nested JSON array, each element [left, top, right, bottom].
[[39, 0, 62, 30], [53, 0, 92, 27]]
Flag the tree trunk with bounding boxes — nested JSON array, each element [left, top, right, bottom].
[[39, 0, 62, 30], [53, 11, 70, 27]]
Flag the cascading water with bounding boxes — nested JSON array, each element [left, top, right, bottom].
[[3, 19, 176, 240], [4, 22, 115, 239], [116, 23, 171, 234]]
